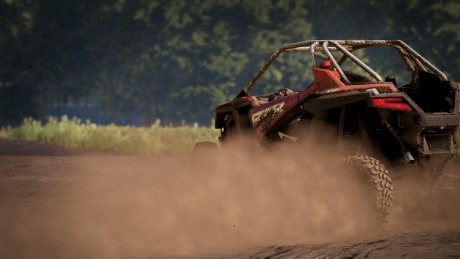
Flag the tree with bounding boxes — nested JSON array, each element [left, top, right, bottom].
[[2, 0, 460, 126]]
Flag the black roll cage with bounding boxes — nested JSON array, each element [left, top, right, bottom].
[[242, 40, 447, 95]]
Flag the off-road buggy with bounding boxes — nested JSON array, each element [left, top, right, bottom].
[[192, 40, 460, 224]]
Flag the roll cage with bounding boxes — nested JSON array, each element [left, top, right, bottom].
[[240, 40, 448, 97]]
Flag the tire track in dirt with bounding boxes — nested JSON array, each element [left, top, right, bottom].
[[196, 230, 460, 259]]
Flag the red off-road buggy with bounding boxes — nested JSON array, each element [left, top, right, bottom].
[[193, 40, 460, 224]]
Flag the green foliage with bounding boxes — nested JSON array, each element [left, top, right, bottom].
[[7, 116, 220, 155], [2, 0, 460, 126], [8, 116, 458, 153]]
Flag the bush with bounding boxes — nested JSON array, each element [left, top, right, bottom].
[[6, 116, 220, 155], [6, 116, 460, 155]]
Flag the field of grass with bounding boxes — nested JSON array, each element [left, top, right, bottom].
[[3, 116, 460, 155], [5, 116, 220, 155]]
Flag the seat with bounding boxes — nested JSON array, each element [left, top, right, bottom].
[[343, 71, 376, 83]]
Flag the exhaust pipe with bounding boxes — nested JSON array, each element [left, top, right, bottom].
[[404, 150, 415, 165]]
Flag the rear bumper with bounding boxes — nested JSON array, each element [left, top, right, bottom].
[[370, 93, 460, 126]]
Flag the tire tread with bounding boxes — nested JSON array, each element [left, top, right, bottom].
[[338, 155, 394, 223]]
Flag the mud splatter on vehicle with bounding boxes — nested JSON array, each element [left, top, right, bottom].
[[193, 40, 460, 225]]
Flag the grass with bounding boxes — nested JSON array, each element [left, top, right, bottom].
[[4, 116, 460, 155], [5, 116, 220, 155]]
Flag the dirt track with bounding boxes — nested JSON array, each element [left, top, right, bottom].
[[1, 139, 460, 259]]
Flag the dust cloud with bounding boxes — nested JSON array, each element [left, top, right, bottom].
[[0, 141, 459, 258]]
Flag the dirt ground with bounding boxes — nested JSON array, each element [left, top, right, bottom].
[[1, 139, 460, 259]]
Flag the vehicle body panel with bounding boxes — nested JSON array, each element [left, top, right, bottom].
[[213, 39, 460, 188]]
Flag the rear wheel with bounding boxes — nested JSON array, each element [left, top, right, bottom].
[[191, 142, 219, 173], [338, 155, 394, 224]]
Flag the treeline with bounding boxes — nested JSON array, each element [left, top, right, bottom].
[[1, 0, 460, 126]]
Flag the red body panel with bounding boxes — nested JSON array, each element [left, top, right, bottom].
[[216, 96, 259, 111], [248, 93, 301, 141], [247, 68, 398, 144], [298, 68, 398, 100], [372, 98, 412, 111]]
